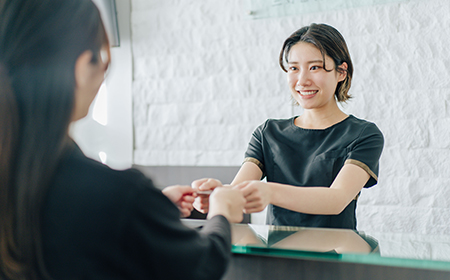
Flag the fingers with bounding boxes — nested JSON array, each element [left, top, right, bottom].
[[179, 207, 192, 218], [179, 201, 194, 216], [191, 178, 208, 189], [191, 178, 222, 191], [161, 185, 198, 217], [207, 187, 246, 223], [233, 181, 256, 197], [193, 195, 210, 214], [191, 178, 222, 214], [178, 196, 196, 218], [162, 185, 196, 202], [232, 181, 269, 214], [177, 185, 196, 196], [243, 201, 265, 213], [181, 194, 196, 204]]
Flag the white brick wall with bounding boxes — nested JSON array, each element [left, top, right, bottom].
[[131, 0, 450, 235]]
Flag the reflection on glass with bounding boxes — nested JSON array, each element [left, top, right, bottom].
[[232, 224, 378, 254], [370, 232, 450, 262], [181, 219, 450, 272]]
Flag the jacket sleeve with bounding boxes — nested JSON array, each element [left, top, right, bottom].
[[119, 171, 231, 280]]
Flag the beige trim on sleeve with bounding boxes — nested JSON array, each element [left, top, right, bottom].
[[243, 157, 264, 172], [345, 159, 378, 181], [345, 159, 377, 201]]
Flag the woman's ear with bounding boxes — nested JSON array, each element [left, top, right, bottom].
[[74, 50, 94, 90], [337, 62, 348, 82], [72, 50, 96, 122]]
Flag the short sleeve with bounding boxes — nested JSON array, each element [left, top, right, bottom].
[[345, 122, 384, 188], [244, 122, 267, 174]]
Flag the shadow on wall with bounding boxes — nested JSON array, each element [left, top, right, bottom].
[[133, 165, 250, 222]]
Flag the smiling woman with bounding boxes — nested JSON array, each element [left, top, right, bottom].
[[286, 42, 347, 113], [279, 23, 353, 105], [192, 23, 384, 231]]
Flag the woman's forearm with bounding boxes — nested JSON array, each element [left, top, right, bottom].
[[269, 163, 370, 215]]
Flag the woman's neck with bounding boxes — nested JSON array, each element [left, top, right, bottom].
[[295, 107, 348, 130]]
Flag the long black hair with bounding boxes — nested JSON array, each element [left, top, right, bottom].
[[0, 0, 109, 278]]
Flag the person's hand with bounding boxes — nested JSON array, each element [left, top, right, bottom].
[[162, 185, 197, 217], [191, 178, 223, 214], [233, 181, 272, 214], [207, 187, 245, 223]]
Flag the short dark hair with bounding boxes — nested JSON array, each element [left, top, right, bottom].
[[279, 23, 353, 102]]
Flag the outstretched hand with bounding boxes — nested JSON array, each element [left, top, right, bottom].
[[233, 180, 272, 214], [162, 185, 197, 217], [191, 178, 223, 214], [207, 187, 245, 223]]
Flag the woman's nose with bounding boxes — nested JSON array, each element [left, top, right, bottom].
[[296, 71, 311, 87]]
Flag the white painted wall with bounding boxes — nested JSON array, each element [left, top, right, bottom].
[[71, 0, 133, 170], [130, 0, 450, 236]]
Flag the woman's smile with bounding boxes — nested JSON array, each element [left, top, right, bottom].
[[297, 90, 318, 98]]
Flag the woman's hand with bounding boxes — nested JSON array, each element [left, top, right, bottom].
[[233, 180, 272, 214], [191, 178, 223, 214], [162, 185, 197, 217], [207, 187, 245, 223]]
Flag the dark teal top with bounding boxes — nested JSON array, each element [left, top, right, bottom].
[[244, 115, 384, 229]]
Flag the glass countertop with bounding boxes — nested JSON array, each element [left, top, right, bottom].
[[231, 224, 378, 254], [182, 219, 450, 272]]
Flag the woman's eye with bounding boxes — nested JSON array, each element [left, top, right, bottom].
[[310, 66, 321, 70], [289, 66, 298, 71]]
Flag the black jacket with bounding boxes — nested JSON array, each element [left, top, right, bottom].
[[42, 142, 231, 279]]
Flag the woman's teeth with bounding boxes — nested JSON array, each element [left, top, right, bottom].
[[299, 90, 318, 96]]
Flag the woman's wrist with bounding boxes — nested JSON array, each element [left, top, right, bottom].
[[266, 182, 280, 205]]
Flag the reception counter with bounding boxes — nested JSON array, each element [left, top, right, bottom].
[[183, 220, 450, 279]]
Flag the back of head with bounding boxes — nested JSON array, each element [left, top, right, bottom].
[[279, 23, 353, 102], [0, 0, 108, 278]]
